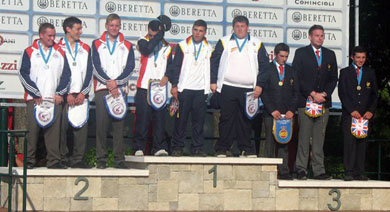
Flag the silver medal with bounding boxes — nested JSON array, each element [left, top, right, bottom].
[[72, 61, 77, 66], [44, 64, 49, 70]]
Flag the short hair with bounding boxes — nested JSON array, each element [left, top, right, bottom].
[[274, 43, 290, 55], [62, 16, 82, 34], [351, 46, 367, 57], [148, 20, 161, 31], [193, 19, 207, 29], [309, 25, 324, 35], [39, 23, 55, 34], [105, 13, 120, 24], [232, 15, 249, 27]]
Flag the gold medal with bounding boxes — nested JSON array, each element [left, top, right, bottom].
[[278, 81, 283, 86], [194, 61, 198, 65], [357, 86, 361, 91]]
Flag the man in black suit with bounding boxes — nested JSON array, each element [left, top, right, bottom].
[[293, 25, 338, 180], [262, 43, 299, 180], [338, 46, 378, 181]]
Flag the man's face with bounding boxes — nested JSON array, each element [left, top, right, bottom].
[[309, 29, 324, 49], [105, 19, 121, 38], [66, 23, 82, 41], [275, 50, 289, 66], [352, 52, 367, 68], [192, 25, 207, 43], [39, 27, 56, 47], [233, 21, 249, 39], [147, 28, 159, 39]]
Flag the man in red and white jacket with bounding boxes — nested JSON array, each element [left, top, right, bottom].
[[19, 23, 71, 169], [92, 14, 135, 169], [133, 19, 172, 156], [58, 16, 93, 169], [168, 19, 213, 156]]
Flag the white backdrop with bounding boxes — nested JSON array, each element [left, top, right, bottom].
[[0, 0, 349, 108]]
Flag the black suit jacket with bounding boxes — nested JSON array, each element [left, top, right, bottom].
[[338, 65, 378, 115], [292, 45, 338, 108], [261, 62, 299, 117]]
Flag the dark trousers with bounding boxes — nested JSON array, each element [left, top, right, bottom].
[[342, 114, 367, 177], [171, 89, 207, 152], [134, 88, 167, 153], [60, 98, 88, 165], [26, 101, 62, 167], [95, 90, 125, 164], [215, 85, 254, 153], [295, 107, 329, 176], [264, 116, 290, 175]]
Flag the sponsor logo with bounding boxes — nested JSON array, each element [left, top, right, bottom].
[[36, 16, 88, 28], [0, 60, 18, 71], [170, 24, 217, 36], [291, 11, 336, 23], [169, 5, 180, 17], [121, 22, 148, 32], [104, 2, 154, 14], [0, 81, 3, 86], [231, 8, 278, 21], [0, 15, 24, 25], [249, 29, 278, 38], [0, 35, 16, 46], [293, 0, 335, 7], [1, 0, 24, 6], [168, 5, 217, 17], [37, 0, 88, 10], [292, 29, 337, 41], [105, 1, 116, 13]]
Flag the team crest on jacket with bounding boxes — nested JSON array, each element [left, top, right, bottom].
[[305, 98, 323, 118], [351, 117, 369, 139], [272, 117, 293, 144], [244, 91, 260, 120], [147, 80, 168, 110], [104, 90, 128, 120], [34, 99, 56, 128]]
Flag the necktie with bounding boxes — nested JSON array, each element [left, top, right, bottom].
[[315, 49, 320, 60], [279, 65, 284, 76], [357, 67, 360, 78]]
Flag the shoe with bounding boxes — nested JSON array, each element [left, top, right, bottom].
[[171, 149, 183, 157], [297, 171, 307, 180], [47, 162, 68, 169], [27, 163, 34, 169], [114, 161, 129, 169], [313, 173, 332, 180], [135, 150, 144, 156], [96, 161, 106, 169], [344, 175, 354, 181], [193, 149, 207, 157], [239, 150, 257, 158], [278, 174, 293, 180], [71, 161, 92, 169], [154, 149, 168, 156], [354, 175, 369, 181]]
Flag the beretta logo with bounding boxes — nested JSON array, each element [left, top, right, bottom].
[[105, 1, 116, 13], [170, 24, 180, 35], [232, 9, 242, 17], [169, 5, 180, 17], [37, 0, 49, 9], [292, 29, 302, 40], [292, 12, 302, 23], [37, 16, 49, 26]]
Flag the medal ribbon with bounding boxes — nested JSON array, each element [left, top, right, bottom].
[[233, 34, 248, 52], [314, 49, 322, 68], [273, 60, 285, 83], [353, 63, 363, 86], [38, 40, 53, 65], [64, 37, 79, 62], [106, 33, 117, 55], [193, 39, 203, 62]]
